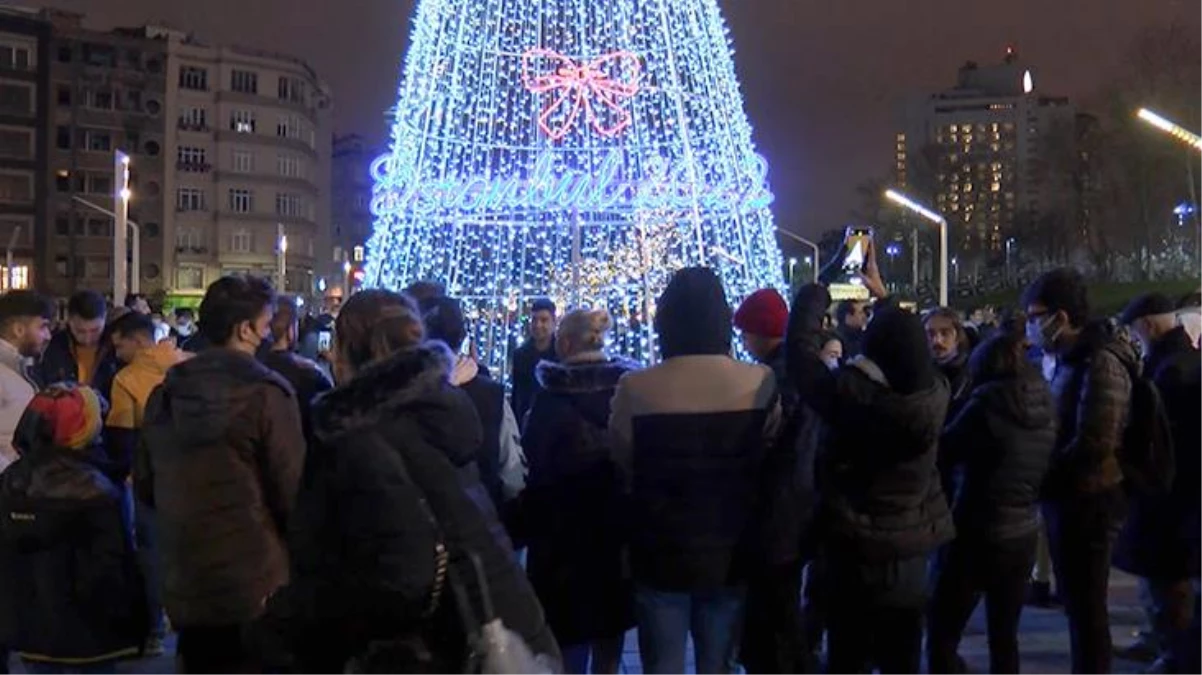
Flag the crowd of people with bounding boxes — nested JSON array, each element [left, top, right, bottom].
[[0, 242, 1195, 675]]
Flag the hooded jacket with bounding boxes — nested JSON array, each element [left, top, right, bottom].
[[0, 387, 146, 665], [136, 348, 305, 627], [265, 343, 558, 672], [104, 343, 191, 480], [522, 354, 638, 645], [1114, 326, 1201, 579], [609, 268, 781, 591], [940, 373, 1056, 542], [36, 329, 118, 400], [787, 285, 955, 562], [1044, 320, 1133, 497], [0, 338, 36, 471], [260, 349, 333, 444]]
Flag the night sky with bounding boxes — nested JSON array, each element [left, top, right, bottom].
[[53, 0, 1200, 238]]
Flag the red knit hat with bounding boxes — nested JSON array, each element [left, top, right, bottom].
[[734, 288, 788, 339]]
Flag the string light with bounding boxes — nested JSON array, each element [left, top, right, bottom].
[[369, 0, 786, 377]]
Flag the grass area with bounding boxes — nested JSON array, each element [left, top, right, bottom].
[[955, 279, 1200, 316]]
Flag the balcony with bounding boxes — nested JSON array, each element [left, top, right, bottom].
[[175, 246, 210, 255], [177, 120, 210, 133], [176, 161, 212, 173]]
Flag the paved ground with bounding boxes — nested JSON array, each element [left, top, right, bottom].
[[11, 571, 1154, 674]]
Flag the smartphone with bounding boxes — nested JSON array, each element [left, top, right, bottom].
[[842, 226, 874, 275], [317, 330, 332, 352]]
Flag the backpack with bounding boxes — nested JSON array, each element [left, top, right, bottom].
[[1105, 345, 1176, 496]]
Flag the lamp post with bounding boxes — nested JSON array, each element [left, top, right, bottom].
[[1004, 238, 1015, 285], [114, 150, 131, 303], [1139, 107, 1202, 270], [885, 189, 948, 307], [787, 257, 797, 287], [775, 228, 820, 282], [72, 193, 140, 298], [277, 223, 288, 292]]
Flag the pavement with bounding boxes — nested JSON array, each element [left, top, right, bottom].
[[8, 571, 1156, 673]]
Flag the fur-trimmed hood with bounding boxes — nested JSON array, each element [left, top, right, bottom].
[[311, 342, 483, 467], [535, 355, 640, 394]]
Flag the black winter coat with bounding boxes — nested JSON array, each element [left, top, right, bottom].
[[511, 341, 555, 425], [787, 286, 955, 562], [939, 373, 1056, 542], [265, 343, 559, 672], [1114, 327, 1201, 579], [0, 449, 146, 665], [522, 356, 638, 646], [260, 349, 334, 444]]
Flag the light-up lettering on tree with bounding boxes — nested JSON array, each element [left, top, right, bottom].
[[368, 0, 787, 377]]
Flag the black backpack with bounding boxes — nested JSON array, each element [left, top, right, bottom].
[[1104, 345, 1176, 495]]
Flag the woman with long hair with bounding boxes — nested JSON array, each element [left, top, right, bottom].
[[927, 329, 1056, 673], [264, 290, 559, 672], [521, 309, 639, 674]]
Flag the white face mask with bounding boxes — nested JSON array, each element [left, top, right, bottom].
[[823, 356, 840, 371]]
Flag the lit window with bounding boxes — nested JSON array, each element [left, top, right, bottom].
[[991, 183, 1000, 192], [353, 246, 365, 262]]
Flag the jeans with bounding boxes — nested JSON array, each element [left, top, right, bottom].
[[1141, 577, 1197, 671], [134, 499, 167, 641], [634, 586, 746, 674], [176, 623, 256, 674], [560, 635, 625, 675], [1044, 491, 1123, 674], [825, 551, 928, 674], [21, 661, 114, 674], [928, 534, 1037, 673], [741, 560, 807, 673]]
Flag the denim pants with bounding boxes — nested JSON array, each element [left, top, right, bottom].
[[135, 499, 167, 639], [634, 586, 746, 674], [22, 658, 117, 667]]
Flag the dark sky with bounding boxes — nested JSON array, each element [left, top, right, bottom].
[[56, 0, 1199, 237]]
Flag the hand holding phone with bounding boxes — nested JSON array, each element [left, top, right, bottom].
[[841, 227, 874, 275], [317, 330, 332, 353]]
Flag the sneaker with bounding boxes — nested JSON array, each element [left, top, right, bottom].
[[1144, 656, 1175, 674], [1114, 635, 1162, 664], [143, 635, 166, 658], [1026, 580, 1055, 608]]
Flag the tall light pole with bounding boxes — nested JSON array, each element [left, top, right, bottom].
[[277, 223, 288, 292], [787, 257, 797, 287], [114, 150, 131, 304], [1005, 237, 1015, 285], [776, 228, 820, 282], [886, 189, 948, 307], [1139, 107, 1202, 270]]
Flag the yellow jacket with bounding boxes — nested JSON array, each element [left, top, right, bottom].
[[106, 343, 191, 430]]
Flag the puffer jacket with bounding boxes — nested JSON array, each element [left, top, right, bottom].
[[787, 285, 955, 562], [136, 348, 305, 627], [1045, 320, 1133, 498], [0, 448, 146, 665], [263, 343, 559, 673], [1114, 327, 1201, 579], [940, 372, 1056, 542], [522, 355, 638, 646]]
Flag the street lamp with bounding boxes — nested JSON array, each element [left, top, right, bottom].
[[277, 224, 288, 292], [787, 257, 797, 287], [1139, 107, 1197, 270], [114, 150, 132, 303], [885, 189, 948, 307], [775, 228, 820, 282], [1005, 238, 1016, 285]]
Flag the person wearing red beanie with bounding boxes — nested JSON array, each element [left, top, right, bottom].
[[734, 288, 789, 364]]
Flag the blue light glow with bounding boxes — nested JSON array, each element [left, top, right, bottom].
[[369, 0, 786, 374]]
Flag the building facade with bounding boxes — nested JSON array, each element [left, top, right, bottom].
[[327, 133, 373, 304], [161, 28, 331, 306], [0, 6, 50, 293], [896, 48, 1075, 268], [17, 7, 331, 304]]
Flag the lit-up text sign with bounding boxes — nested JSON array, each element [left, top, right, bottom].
[[369, 149, 774, 218]]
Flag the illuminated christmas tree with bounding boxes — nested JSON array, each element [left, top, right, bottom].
[[369, 0, 785, 371]]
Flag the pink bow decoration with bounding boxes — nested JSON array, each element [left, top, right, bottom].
[[521, 48, 641, 142]]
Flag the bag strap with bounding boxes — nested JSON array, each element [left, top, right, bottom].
[[365, 429, 449, 619]]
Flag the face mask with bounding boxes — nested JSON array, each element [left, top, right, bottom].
[[823, 356, 840, 371], [1027, 314, 1063, 351]]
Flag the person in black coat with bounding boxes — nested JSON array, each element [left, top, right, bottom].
[[521, 308, 638, 674], [262, 290, 559, 673], [261, 296, 333, 444], [1116, 293, 1202, 674], [927, 330, 1056, 674], [0, 384, 147, 672], [786, 252, 954, 674], [511, 298, 558, 424]]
